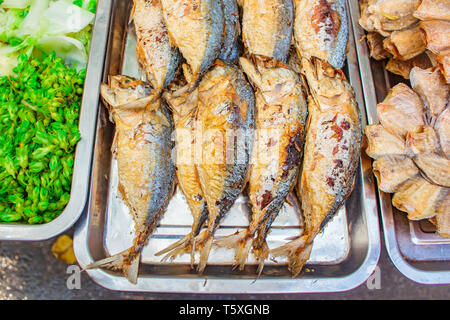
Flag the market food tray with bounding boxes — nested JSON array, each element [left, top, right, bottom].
[[0, 1, 112, 241], [349, 0, 450, 284], [73, 0, 381, 293]]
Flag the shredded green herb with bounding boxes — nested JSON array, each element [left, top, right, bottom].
[[0, 52, 85, 224]]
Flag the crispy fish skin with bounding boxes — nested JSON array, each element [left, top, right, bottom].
[[218, 0, 240, 63], [193, 62, 256, 273], [161, 0, 224, 88], [155, 85, 209, 265], [271, 57, 361, 276], [241, 0, 294, 62], [132, 0, 181, 91], [89, 76, 176, 284], [215, 56, 308, 273], [294, 0, 348, 69]]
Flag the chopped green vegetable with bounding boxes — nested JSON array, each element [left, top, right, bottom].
[[0, 52, 85, 224], [0, 0, 96, 76]]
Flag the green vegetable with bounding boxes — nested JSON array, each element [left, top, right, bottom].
[[0, 52, 84, 224], [0, 0, 96, 76]]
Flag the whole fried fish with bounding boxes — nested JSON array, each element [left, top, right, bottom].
[[155, 83, 209, 265], [271, 57, 361, 276], [193, 61, 256, 273], [161, 0, 224, 88], [219, 0, 240, 63], [293, 0, 348, 69], [241, 0, 294, 62], [132, 0, 181, 92], [87, 76, 176, 284], [215, 55, 308, 274]]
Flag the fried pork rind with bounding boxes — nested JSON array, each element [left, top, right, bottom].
[[413, 0, 450, 21], [367, 32, 391, 60], [414, 153, 450, 187], [436, 109, 450, 157], [420, 20, 450, 54], [383, 24, 426, 60], [406, 125, 440, 156], [365, 124, 407, 159], [435, 49, 450, 83], [385, 52, 433, 78], [366, 77, 450, 237], [392, 176, 447, 220], [359, 0, 420, 36], [373, 156, 419, 192], [377, 83, 425, 136], [436, 192, 450, 237], [410, 67, 449, 118]]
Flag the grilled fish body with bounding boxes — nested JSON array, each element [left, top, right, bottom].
[[88, 76, 176, 284], [271, 58, 361, 276], [241, 0, 294, 62], [155, 84, 209, 265], [219, 0, 240, 63], [215, 56, 308, 273], [132, 0, 181, 92], [293, 0, 348, 69], [193, 61, 256, 273], [161, 0, 224, 88]]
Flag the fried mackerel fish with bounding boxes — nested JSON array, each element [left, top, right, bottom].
[[293, 0, 349, 69], [87, 76, 176, 284], [161, 0, 224, 88], [155, 80, 209, 266], [271, 57, 362, 276], [159, 61, 256, 273], [240, 0, 294, 62], [365, 67, 449, 238], [215, 55, 308, 274], [131, 0, 181, 92]]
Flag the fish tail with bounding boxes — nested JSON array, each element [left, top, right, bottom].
[[270, 235, 312, 277], [86, 248, 140, 284], [194, 230, 214, 273], [253, 241, 269, 276], [214, 229, 253, 271], [155, 232, 194, 264]]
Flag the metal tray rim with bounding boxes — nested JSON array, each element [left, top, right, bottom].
[[349, 0, 450, 284], [0, 0, 113, 241]]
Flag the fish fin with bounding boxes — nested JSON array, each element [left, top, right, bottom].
[[86, 249, 141, 284], [270, 235, 312, 277], [214, 229, 252, 270]]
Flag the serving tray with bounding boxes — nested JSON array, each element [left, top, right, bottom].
[[73, 0, 381, 293], [349, 0, 450, 284], [0, 0, 112, 241]]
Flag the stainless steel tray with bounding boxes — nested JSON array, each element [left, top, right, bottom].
[[73, 0, 381, 293], [0, 1, 112, 241], [349, 0, 450, 284]]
